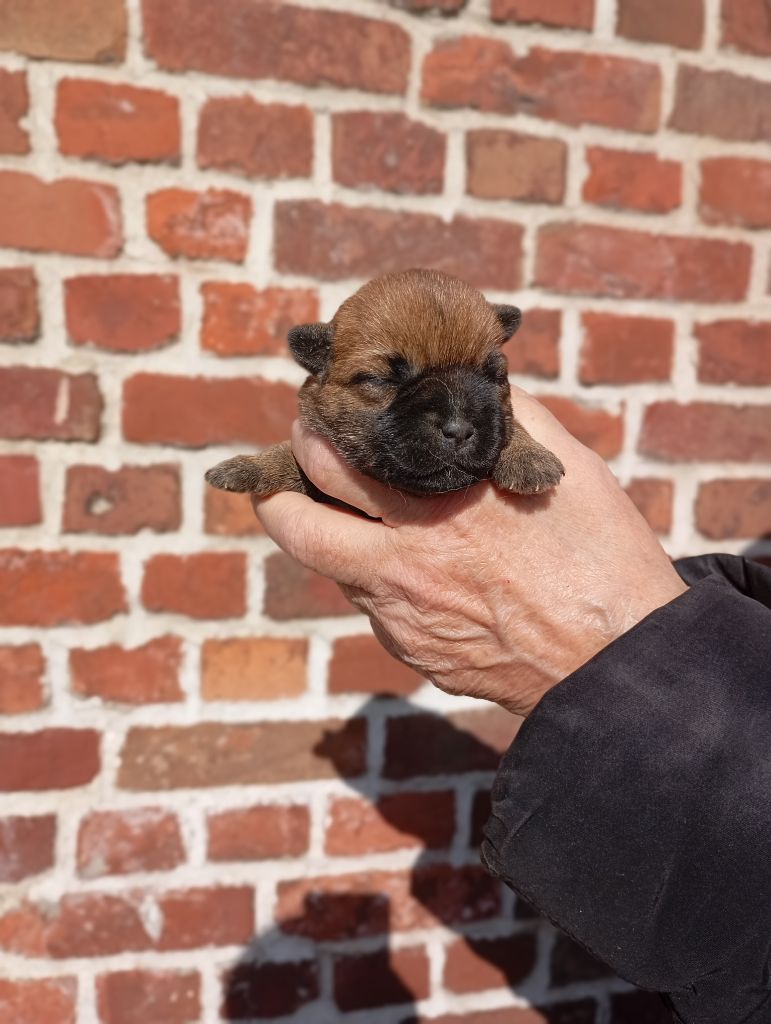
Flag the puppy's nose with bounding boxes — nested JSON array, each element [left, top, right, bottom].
[[441, 416, 475, 444]]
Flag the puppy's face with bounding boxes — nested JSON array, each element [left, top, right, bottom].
[[289, 270, 520, 496]]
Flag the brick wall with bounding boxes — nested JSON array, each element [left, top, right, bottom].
[[0, 0, 770, 1021]]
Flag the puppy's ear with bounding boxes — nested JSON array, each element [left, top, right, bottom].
[[288, 322, 334, 375], [491, 304, 522, 341]]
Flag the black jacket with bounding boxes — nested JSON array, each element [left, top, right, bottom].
[[482, 555, 771, 1023]]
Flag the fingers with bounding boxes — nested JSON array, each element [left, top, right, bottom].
[[290, 421, 420, 524], [252, 489, 389, 590]]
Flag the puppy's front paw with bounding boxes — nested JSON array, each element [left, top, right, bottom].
[[494, 443, 565, 495], [205, 455, 265, 494]]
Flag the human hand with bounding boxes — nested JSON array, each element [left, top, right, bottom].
[[252, 387, 687, 717]]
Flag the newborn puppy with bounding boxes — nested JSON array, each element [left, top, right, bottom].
[[205, 268, 564, 499]]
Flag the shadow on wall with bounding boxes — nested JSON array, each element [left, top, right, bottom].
[[217, 695, 666, 1024]]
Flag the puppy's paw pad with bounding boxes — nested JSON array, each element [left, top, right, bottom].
[[496, 448, 565, 495], [205, 456, 262, 493]]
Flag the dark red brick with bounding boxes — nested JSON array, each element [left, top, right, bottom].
[[332, 111, 445, 194], [123, 373, 296, 447], [0, 455, 41, 526], [422, 40, 660, 132], [696, 319, 771, 385], [721, 0, 771, 56], [221, 961, 319, 1020], [264, 552, 357, 620], [669, 65, 771, 142], [142, 0, 410, 94], [334, 948, 430, 1011], [579, 312, 674, 383], [197, 96, 312, 179], [535, 223, 751, 302], [0, 367, 102, 441], [0, 267, 38, 343], [640, 403, 771, 462], [696, 479, 771, 540], [275, 200, 523, 290], [383, 708, 517, 779], [65, 274, 180, 352], [617, 0, 704, 48], [0, 729, 99, 791], [97, 970, 200, 1024], [444, 933, 537, 992], [0, 815, 56, 882]]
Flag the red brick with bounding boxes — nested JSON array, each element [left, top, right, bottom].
[[197, 96, 312, 180], [0, 454, 41, 526], [616, 0, 704, 48], [204, 488, 264, 537], [202, 637, 307, 700], [384, 708, 517, 779], [669, 65, 771, 142], [444, 934, 537, 992], [97, 970, 200, 1024], [0, 367, 102, 441], [0, 815, 55, 881], [326, 792, 455, 854], [0, 171, 122, 257], [201, 282, 318, 357], [640, 403, 771, 462], [696, 319, 771, 385], [721, 0, 771, 55], [278, 864, 500, 939], [503, 308, 561, 378], [535, 223, 751, 302], [275, 200, 523, 290], [466, 130, 566, 204], [624, 479, 674, 534], [328, 634, 422, 695], [0, 550, 125, 626], [0, 729, 99, 790], [491, 0, 594, 28], [0, 0, 126, 62], [147, 187, 250, 263], [0, 644, 45, 714], [332, 111, 445, 195], [0, 267, 38, 342], [0, 887, 253, 958], [334, 947, 430, 1011], [142, 552, 246, 620], [0, 978, 76, 1024], [142, 0, 409, 94], [579, 312, 673, 384], [264, 551, 356, 620], [56, 79, 179, 164], [537, 396, 624, 459], [118, 719, 366, 789], [77, 808, 185, 877], [696, 479, 771, 540], [123, 373, 296, 447], [0, 68, 28, 154], [221, 961, 319, 1020], [63, 464, 181, 536], [699, 157, 771, 229], [70, 636, 183, 704], [207, 804, 310, 860], [65, 274, 180, 353], [422, 40, 660, 132], [583, 147, 682, 213]]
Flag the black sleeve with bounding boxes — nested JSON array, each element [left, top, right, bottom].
[[481, 555, 771, 1024]]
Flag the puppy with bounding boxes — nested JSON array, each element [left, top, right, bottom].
[[205, 268, 564, 501]]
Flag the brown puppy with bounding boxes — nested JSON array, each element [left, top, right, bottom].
[[205, 269, 564, 500]]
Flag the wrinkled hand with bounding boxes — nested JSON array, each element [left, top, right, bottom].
[[253, 387, 687, 717]]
